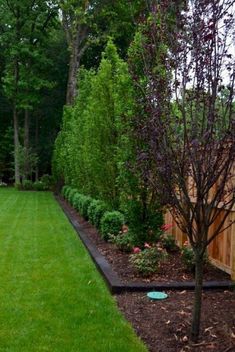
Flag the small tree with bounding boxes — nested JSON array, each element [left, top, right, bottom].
[[17, 145, 38, 181], [131, 1, 235, 342]]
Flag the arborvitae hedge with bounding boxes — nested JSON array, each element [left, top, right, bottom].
[[54, 39, 163, 243]]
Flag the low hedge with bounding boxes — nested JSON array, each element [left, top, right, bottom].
[[87, 200, 108, 229], [79, 195, 93, 220], [19, 177, 51, 191], [71, 192, 82, 209], [67, 188, 77, 204], [61, 187, 125, 241], [62, 185, 69, 197], [100, 211, 125, 241], [64, 186, 72, 200]]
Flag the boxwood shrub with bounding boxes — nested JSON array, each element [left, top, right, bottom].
[[100, 211, 125, 241], [61, 185, 68, 197], [73, 194, 93, 219], [68, 188, 77, 204], [87, 200, 108, 229], [64, 186, 72, 200], [79, 195, 93, 220], [72, 192, 82, 211]]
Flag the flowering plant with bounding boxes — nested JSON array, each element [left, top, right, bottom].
[[130, 246, 167, 276], [110, 230, 135, 253], [161, 223, 174, 232]]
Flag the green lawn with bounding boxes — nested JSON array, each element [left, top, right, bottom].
[[0, 188, 147, 352]]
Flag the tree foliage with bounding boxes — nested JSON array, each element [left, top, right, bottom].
[[53, 41, 132, 206], [59, 0, 148, 104], [0, 1, 67, 182], [53, 39, 163, 240]]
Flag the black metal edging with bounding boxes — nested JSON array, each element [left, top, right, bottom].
[[56, 196, 235, 295]]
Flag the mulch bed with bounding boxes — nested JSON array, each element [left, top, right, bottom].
[[59, 197, 230, 283], [116, 290, 235, 352], [59, 197, 235, 351]]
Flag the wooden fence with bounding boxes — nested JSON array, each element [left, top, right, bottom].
[[165, 210, 235, 280]]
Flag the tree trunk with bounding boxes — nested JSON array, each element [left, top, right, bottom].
[[35, 114, 39, 181], [13, 105, 20, 185], [66, 42, 80, 105], [191, 254, 204, 342], [23, 109, 29, 180], [13, 47, 20, 186]]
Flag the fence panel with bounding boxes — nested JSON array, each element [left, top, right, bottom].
[[164, 210, 235, 280]]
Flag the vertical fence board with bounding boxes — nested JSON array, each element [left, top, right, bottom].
[[164, 210, 234, 279]]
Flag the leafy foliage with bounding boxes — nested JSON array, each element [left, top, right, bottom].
[[54, 41, 133, 206], [100, 211, 125, 241], [111, 232, 136, 253], [67, 188, 78, 205], [33, 181, 46, 191], [161, 234, 178, 253], [130, 1, 235, 341], [181, 243, 208, 273], [22, 179, 33, 191], [130, 247, 166, 276], [78, 195, 93, 220], [53, 40, 163, 243], [87, 200, 108, 229]]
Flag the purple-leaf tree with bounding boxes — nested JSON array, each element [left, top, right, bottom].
[[130, 0, 235, 342]]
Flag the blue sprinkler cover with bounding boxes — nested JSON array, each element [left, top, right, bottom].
[[147, 291, 168, 300]]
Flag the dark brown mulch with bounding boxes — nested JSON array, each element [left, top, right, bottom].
[[59, 197, 235, 352], [59, 197, 230, 284], [116, 290, 235, 352]]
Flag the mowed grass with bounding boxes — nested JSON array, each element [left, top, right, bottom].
[[0, 188, 147, 352]]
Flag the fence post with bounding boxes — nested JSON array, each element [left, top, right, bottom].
[[231, 220, 235, 281]]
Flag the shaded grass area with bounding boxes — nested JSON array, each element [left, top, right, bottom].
[[0, 188, 147, 352]]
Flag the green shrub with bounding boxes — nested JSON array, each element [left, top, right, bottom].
[[111, 232, 135, 253], [33, 181, 46, 191], [64, 186, 72, 200], [162, 234, 178, 252], [71, 192, 82, 209], [22, 179, 33, 190], [122, 199, 163, 246], [87, 200, 108, 229], [40, 174, 53, 189], [78, 195, 93, 220], [100, 211, 124, 241], [129, 247, 166, 276], [68, 188, 78, 204], [181, 243, 208, 272], [61, 185, 69, 197], [72, 193, 83, 211], [75, 194, 86, 212]]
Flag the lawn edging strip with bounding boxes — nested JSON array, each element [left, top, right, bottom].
[[56, 195, 235, 294]]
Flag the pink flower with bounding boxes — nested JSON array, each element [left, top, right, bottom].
[[161, 223, 174, 232], [183, 241, 189, 247], [144, 242, 151, 249], [133, 247, 141, 254]]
